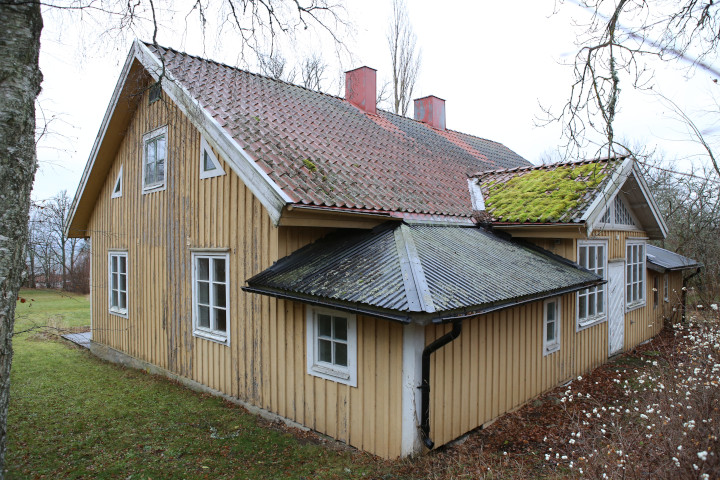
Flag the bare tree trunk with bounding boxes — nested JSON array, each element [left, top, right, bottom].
[[0, 1, 43, 476]]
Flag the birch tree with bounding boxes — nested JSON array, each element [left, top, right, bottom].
[[0, 2, 42, 474]]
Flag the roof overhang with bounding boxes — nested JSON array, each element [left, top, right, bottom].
[[582, 158, 668, 239], [66, 40, 293, 238]]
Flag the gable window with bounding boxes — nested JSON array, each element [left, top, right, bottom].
[[626, 240, 646, 309], [111, 166, 123, 198], [199, 136, 225, 179], [664, 273, 669, 302], [543, 297, 561, 355], [142, 125, 168, 193], [577, 240, 607, 328], [306, 306, 357, 387], [599, 195, 637, 229], [149, 82, 162, 104], [192, 251, 229, 345], [109, 251, 128, 316]]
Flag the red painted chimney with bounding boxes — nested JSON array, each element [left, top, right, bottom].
[[345, 66, 377, 114], [414, 95, 446, 130]]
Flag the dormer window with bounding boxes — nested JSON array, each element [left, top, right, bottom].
[[200, 136, 225, 179], [111, 166, 123, 198], [142, 125, 168, 193]]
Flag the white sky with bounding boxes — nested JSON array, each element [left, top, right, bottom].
[[34, 0, 720, 202]]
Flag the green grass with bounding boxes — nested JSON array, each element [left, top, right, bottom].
[[6, 289, 390, 479]]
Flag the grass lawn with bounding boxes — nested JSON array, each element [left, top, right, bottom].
[[6, 289, 391, 479]]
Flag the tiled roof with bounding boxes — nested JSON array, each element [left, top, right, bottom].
[[148, 44, 531, 218], [646, 245, 701, 272], [244, 223, 602, 322], [473, 158, 621, 223]]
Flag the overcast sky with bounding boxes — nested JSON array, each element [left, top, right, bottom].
[[34, 0, 719, 202]]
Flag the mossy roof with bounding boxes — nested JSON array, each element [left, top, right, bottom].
[[474, 159, 621, 224]]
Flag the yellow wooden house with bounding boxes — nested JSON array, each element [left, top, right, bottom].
[[67, 40, 700, 458]]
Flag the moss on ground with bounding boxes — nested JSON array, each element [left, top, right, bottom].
[[485, 163, 608, 223]]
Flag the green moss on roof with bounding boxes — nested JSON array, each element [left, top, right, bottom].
[[485, 163, 609, 223]]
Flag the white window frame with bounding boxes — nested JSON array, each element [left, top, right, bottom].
[[111, 165, 123, 198], [664, 273, 669, 302], [597, 193, 641, 231], [306, 306, 357, 387], [200, 136, 225, 180], [142, 125, 168, 194], [543, 297, 561, 355], [626, 239, 646, 310], [108, 250, 128, 317], [576, 239, 608, 329], [191, 251, 230, 345]]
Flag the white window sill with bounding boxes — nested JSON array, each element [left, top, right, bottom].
[[576, 315, 606, 332], [193, 329, 229, 346], [109, 308, 128, 318], [626, 301, 646, 313], [543, 345, 560, 356], [309, 363, 355, 387], [142, 184, 166, 195]]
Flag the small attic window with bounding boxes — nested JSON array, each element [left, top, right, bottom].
[[111, 166, 123, 198], [200, 136, 225, 179], [149, 82, 161, 104], [597, 194, 637, 229]]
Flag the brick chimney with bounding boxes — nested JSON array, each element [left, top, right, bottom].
[[345, 66, 377, 114], [414, 95, 446, 130]]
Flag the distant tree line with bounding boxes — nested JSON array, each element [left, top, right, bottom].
[[26, 191, 89, 294]]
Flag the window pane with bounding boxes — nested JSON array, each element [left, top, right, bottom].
[[156, 158, 165, 182], [111, 256, 118, 274], [598, 246, 605, 266], [119, 292, 127, 309], [588, 246, 596, 270], [213, 258, 225, 282], [215, 308, 227, 332], [111, 271, 118, 291], [597, 289, 604, 313], [145, 161, 155, 185], [119, 274, 126, 292], [589, 292, 596, 316], [547, 320, 555, 343], [198, 281, 209, 304], [156, 136, 166, 161], [334, 316, 347, 341], [198, 305, 210, 328], [546, 302, 555, 322], [214, 283, 226, 308], [579, 247, 587, 268], [335, 343, 348, 367], [204, 151, 216, 171], [318, 314, 331, 337], [197, 258, 209, 280], [318, 339, 332, 363], [579, 294, 587, 319], [119, 256, 126, 274], [111, 290, 118, 308]]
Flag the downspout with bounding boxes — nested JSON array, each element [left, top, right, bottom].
[[681, 267, 702, 321], [419, 319, 462, 449]]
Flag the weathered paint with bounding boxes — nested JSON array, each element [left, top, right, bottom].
[[345, 66, 377, 115], [88, 88, 404, 458], [413, 95, 446, 130]]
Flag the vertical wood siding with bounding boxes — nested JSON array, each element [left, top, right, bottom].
[[87, 90, 403, 458], [425, 294, 608, 447]]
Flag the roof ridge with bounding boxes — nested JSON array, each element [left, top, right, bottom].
[[145, 41, 530, 151], [471, 156, 626, 178]]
